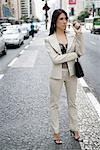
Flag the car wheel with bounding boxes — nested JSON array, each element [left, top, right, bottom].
[[2, 45, 7, 55], [22, 39, 24, 44], [18, 41, 21, 48]]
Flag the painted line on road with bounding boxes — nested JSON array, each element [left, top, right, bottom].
[[29, 37, 36, 45], [80, 78, 100, 118], [0, 74, 4, 80], [90, 41, 96, 46], [8, 57, 18, 67], [25, 45, 29, 49], [11, 51, 38, 68], [30, 41, 32, 44], [19, 50, 25, 55]]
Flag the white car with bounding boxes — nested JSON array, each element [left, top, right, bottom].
[[0, 32, 7, 55], [0, 25, 3, 33], [22, 23, 31, 35], [1, 23, 11, 32], [3, 28, 24, 47], [21, 26, 29, 39]]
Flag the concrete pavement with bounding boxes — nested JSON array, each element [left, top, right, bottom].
[[0, 30, 100, 150]]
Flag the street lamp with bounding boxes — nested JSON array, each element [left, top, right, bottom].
[[42, 0, 50, 30], [60, 0, 62, 8], [92, 3, 95, 17]]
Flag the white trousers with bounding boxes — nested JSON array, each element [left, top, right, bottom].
[[49, 68, 79, 134]]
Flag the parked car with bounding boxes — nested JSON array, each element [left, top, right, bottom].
[[0, 25, 3, 33], [23, 22, 39, 34], [21, 26, 29, 39], [3, 28, 24, 47], [1, 23, 11, 32], [21, 23, 31, 35], [0, 32, 7, 55]]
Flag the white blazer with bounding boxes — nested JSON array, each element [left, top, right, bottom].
[[45, 30, 84, 79]]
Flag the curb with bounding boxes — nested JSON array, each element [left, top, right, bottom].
[[79, 78, 100, 118]]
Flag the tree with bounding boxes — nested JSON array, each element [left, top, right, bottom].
[[77, 11, 90, 22], [20, 15, 28, 22]]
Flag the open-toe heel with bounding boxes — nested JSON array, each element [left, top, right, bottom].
[[53, 133, 62, 144], [70, 130, 83, 142], [54, 139, 62, 144]]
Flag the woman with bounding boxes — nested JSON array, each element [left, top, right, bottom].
[[45, 9, 84, 144]]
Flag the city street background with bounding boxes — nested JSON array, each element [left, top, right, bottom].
[[0, 29, 100, 150]]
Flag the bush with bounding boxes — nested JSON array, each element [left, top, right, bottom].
[[77, 11, 90, 22]]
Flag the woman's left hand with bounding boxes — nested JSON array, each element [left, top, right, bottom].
[[72, 22, 82, 34]]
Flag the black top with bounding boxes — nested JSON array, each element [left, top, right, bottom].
[[59, 43, 68, 68]]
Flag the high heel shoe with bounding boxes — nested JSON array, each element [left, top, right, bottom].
[[70, 130, 83, 142], [53, 133, 62, 144]]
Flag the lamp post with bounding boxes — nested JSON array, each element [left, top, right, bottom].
[[60, 0, 62, 8], [92, 3, 95, 17], [42, 0, 50, 30]]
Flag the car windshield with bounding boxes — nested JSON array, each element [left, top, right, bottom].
[[94, 18, 100, 22]]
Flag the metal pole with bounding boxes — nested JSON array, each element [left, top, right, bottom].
[[92, 3, 95, 17], [60, 0, 62, 8], [42, 0, 50, 30], [45, 0, 47, 30], [0, 1, 1, 18]]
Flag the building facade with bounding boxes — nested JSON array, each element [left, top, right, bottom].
[[49, 0, 84, 17], [0, 0, 36, 20], [0, 0, 12, 18], [20, 0, 36, 18]]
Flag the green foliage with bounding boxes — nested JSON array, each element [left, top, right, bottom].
[[77, 11, 90, 22], [20, 16, 28, 22]]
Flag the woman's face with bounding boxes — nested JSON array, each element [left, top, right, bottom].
[[56, 13, 68, 31]]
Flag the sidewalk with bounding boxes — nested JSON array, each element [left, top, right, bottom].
[[0, 30, 100, 150]]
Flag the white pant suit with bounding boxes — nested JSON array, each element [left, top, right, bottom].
[[50, 68, 77, 133], [45, 32, 84, 133]]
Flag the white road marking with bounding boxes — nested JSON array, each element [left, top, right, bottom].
[[11, 51, 38, 68], [25, 45, 29, 49], [8, 57, 18, 67], [0, 74, 4, 80], [32, 37, 36, 41], [90, 41, 96, 45], [87, 93, 100, 118], [30, 41, 32, 44], [79, 78, 89, 87], [19, 50, 25, 55]]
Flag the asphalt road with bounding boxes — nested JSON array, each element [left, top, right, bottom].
[[80, 31, 100, 102], [0, 30, 100, 102], [0, 36, 32, 74]]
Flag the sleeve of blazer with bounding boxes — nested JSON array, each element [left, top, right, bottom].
[[75, 32, 85, 56], [45, 39, 78, 64]]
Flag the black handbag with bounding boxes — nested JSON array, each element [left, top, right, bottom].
[[74, 58, 84, 78]]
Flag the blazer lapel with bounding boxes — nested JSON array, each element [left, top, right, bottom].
[[48, 33, 62, 54], [48, 32, 75, 54]]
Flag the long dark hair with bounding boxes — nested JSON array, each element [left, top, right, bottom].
[[49, 9, 68, 36]]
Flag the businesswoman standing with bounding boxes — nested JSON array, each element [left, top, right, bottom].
[[45, 9, 84, 144]]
